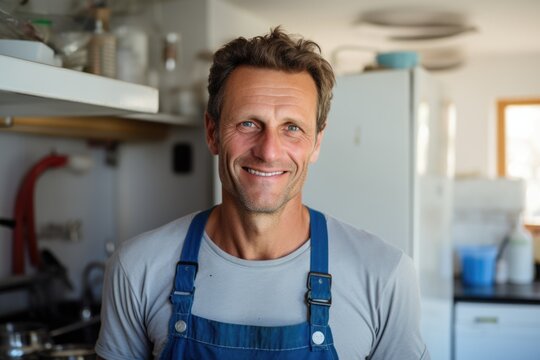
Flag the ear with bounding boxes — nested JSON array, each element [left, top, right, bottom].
[[205, 112, 219, 155], [309, 130, 324, 163]]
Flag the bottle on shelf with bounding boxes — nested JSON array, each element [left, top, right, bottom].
[[506, 215, 535, 284], [86, 7, 116, 78], [158, 32, 181, 114]]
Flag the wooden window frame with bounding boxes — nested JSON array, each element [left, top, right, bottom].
[[497, 98, 540, 233]]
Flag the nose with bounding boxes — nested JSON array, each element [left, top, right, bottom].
[[252, 128, 282, 162]]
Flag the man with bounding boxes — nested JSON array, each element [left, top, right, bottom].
[[96, 28, 429, 359]]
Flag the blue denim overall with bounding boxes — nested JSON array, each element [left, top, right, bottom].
[[160, 208, 338, 359]]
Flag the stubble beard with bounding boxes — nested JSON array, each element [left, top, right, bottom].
[[236, 184, 293, 214], [221, 162, 307, 215]]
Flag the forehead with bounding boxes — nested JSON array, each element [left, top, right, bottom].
[[222, 66, 318, 116]]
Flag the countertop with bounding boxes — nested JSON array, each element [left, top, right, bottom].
[[454, 279, 540, 305]]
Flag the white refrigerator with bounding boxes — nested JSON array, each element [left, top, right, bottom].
[[303, 68, 454, 360]]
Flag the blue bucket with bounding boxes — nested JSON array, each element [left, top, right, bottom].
[[458, 245, 497, 287]]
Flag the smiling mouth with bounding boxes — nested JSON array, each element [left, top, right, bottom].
[[244, 167, 285, 177]]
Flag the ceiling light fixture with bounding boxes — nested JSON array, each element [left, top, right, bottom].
[[354, 6, 478, 70]]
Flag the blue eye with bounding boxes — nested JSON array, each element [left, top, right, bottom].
[[287, 124, 300, 132], [241, 121, 255, 128]]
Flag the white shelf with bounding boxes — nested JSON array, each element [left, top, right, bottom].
[[0, 54, 158, 117]]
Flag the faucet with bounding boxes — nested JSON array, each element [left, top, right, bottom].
[[80, 261, 105, 321]]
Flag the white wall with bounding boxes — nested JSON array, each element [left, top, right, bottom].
[[114, 0, 214, 242], [434, 52, 540, 177], [207, 0, 272, 50], [0, 132, 115, 314], [117, 127, 213, 242]]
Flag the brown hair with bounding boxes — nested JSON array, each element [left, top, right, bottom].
[[207, 26, 335, 133]]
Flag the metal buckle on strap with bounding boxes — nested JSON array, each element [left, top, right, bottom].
[[177, 261, 199, 274], [306, 290, 332, 306], [170, 261, 198, 299], [170, 290, 194, 304], [307, 271, 332, 289], [306, 271, 332, 307]]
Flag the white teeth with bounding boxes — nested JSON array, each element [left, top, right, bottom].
[[247, 168, 284, 177]]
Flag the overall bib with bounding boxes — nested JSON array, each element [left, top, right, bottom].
[[160, 208, 339, 359]]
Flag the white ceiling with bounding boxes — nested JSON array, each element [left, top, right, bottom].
[[223, 0, 540, 70]]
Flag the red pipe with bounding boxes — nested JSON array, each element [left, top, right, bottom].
[[12, 154, 68, 275]]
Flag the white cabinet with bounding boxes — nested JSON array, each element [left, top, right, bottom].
[[455, 302, 540, 360]]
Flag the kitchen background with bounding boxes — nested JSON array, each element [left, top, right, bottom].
[[1, 0, 540, 359]]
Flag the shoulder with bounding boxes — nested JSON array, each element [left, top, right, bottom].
[[97, 213, 200, 360], [112, 212, 198, 285], [325, 213, 404, 279], [322, 213, 423, 358], [118, 212, 196, 255]]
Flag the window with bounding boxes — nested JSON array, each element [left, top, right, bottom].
[[497, 98, 540, 230]]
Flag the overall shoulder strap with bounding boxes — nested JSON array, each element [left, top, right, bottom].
[[308, 208, 329, 274], [306, 208, 333, 351], [162, 209, 212, 358], [180, 208, 212, 263], [169, 209, 212, 309]]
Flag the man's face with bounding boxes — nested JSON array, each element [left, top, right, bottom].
[[206, 66, 323, 213]]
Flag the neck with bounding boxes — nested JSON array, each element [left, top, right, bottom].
[[206, 195, 310, 260]]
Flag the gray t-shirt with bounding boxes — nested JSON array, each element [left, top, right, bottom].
[[96, 211, 429, 360]]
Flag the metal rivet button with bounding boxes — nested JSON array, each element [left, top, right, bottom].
[[175, 320, 187, 333], [312, 331, 325, 345]]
